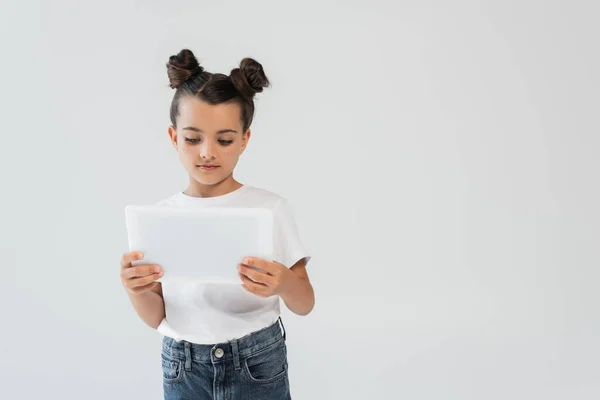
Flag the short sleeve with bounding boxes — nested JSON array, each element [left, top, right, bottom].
[[272, 198, 311, 268]]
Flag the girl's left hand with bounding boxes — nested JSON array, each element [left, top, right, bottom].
[[237, 257, 294, 298]]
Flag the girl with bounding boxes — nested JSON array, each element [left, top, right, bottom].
[[120, 49, 314, 400]]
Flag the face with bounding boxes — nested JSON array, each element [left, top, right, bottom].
[[168, 96, 250, 189]]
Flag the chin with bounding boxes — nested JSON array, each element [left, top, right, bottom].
[[190, 171, 226, 186], [192, 176, 222, 186]]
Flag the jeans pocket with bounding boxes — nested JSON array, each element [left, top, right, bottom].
[[161, 353, 183, 384], [242, 339, 288, 384]]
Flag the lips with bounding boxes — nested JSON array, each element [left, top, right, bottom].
[[198, 164, 220, 170]]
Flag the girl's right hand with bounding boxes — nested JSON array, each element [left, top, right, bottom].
[[120, 251, 164, 295]]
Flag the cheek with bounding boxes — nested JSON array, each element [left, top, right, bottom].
[[222, 149, 239, 159], [180, 146, 197, 164]]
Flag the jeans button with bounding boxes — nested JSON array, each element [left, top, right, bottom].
[[215, 348, 224, 358]]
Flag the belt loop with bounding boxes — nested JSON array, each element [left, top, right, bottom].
[[231, 339, 241, 371], [184, 341, 192, 371], [278, 316, 287, 341]]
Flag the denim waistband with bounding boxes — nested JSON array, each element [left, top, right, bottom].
[[162, 317, 286, 367]]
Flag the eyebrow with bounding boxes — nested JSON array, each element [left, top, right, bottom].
[[182, 127, 238, 134]]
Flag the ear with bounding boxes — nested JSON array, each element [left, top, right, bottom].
[[240, 129, 251, 154], [168, 125, 178, 150]]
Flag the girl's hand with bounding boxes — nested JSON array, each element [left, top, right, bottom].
[[120, 251, 164, 295], [237, 257, 294, 298]]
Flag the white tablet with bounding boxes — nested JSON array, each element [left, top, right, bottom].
[[124, 205, 274, 284]]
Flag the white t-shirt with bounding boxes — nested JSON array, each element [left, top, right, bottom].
[[154, 184, 310, 344]]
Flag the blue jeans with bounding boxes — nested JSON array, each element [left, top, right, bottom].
[[161, 317, 291, 400]]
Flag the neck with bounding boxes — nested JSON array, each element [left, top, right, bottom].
[[183, 173, 242, 198]]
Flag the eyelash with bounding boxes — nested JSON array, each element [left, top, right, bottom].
[[185, 138, 234, 146]]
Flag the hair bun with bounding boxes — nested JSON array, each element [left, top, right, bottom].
[[230, 57, 269, 99], [166, 49, 204, 89]]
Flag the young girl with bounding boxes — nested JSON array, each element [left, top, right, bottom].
[[120, 49, 314, 400]]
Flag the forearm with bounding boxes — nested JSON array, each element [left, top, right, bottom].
[[280, 276, 315, 316], [127, 290, 165, 329]]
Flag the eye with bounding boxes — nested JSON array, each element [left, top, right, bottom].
[[219, 140, 234, 146], [185, 138, 200, 144]]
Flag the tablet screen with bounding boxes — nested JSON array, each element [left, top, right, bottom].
[[125, 205, 274, 284]]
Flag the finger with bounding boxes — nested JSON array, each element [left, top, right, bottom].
[[122, 264, 162, 279], [241, 284, 268, 298], [239, 271, 268, 288], [121, 251, 144, 269], [127, 281, 158, 295], [127, 270, 164, 288], [240, 275, 269, 298], [242, 257, 275, 275], [123, 264, 162, 279], [238, 264, 274, 285]]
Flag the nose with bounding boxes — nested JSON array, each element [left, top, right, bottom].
[[200, 140, 216, 160]]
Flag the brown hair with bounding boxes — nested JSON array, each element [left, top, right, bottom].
[[166, 49, 270, 131]]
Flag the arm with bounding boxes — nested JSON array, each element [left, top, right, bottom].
[[238, 257, 315, 316], [121, 251, 166, 329], [127, 283, 166, 329], [280, 258, 315, 316]]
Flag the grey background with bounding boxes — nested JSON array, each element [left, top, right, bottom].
[[1, 0, 599, 399]]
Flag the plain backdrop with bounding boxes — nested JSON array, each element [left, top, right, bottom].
[[1, 1, 599, 399]]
